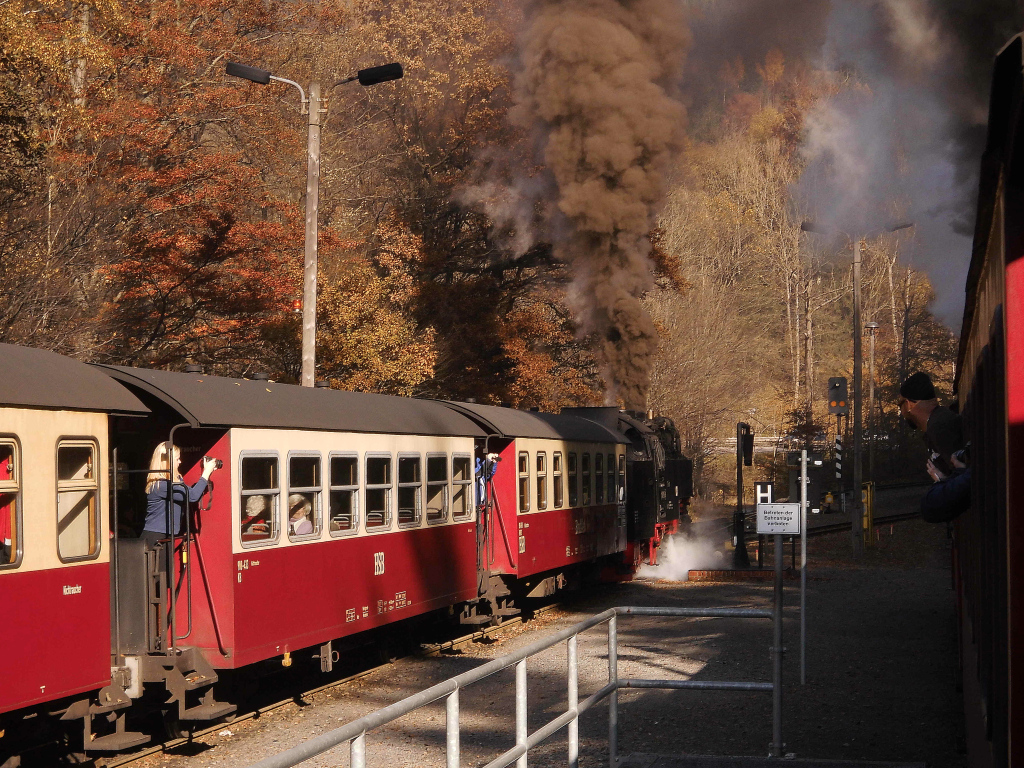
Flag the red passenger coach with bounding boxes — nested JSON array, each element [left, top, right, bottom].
[[0, 344, 149, 751], [951, 34, 1024, 768], [97, 366, 488, 685], [442, 402, 628, 611]]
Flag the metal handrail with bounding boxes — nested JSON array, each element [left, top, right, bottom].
[[246, 605, 775, 768]]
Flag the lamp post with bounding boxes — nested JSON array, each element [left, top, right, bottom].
[[801, 220, 912, 556], [226, 61, 404, 386], [865, 321, 880, 483]]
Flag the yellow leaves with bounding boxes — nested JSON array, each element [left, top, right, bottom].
[[1, 0, 122, 80], [747, 106, 786, 144], [317, 243, 437, 397]]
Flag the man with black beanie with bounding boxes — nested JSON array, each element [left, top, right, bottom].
[[898, 371, 969, 521], [898, 371, 964, 462]]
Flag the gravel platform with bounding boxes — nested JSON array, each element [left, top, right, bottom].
[[129, 511, 964, 768]]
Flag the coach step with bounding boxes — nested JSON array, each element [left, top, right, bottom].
[[179, 700, 236, 722], [87, 729, 149, 752]]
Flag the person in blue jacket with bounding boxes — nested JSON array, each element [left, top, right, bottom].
[[921, 447, 970, 523], [141, 442, 220, 553]]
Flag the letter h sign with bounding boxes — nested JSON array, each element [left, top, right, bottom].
[[755, 482, 774, 505]]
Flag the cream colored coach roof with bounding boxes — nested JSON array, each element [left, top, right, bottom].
[[0, 343, 148, 414]]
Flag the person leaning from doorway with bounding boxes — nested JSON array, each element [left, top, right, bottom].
[[142, 442, 220, 553], [898, 372, 969, 522], [899, 372, 964, 461]]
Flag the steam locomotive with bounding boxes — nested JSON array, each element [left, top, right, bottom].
[[0, 343, 691, 763]]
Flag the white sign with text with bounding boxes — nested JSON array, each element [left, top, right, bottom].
[[756, 503, 801, 534]]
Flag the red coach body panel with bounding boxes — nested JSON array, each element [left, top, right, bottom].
[[0, 562, 109, 713], [517, 504, 621, 577], [171, 430, 237, 663], [487, 441, 521, 576], [229, 524, 478, 667]]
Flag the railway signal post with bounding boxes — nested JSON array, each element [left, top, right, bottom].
[[733, 422, 754, 567], [828, 378, 848, 514]]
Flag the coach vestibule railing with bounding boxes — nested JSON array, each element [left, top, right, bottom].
[[245, 603, 781, 768]]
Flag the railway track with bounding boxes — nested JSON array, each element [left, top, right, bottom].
[[99, 603, 565, 768], [806, 510, 922, 537]]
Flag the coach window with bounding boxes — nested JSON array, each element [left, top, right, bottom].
[[329, 454, 359, 535], [607, 454, 616, 503], [595, 452, 604, 504], [365, 455, 392, 530], [536, 452, 547, 510], [398, 455, 422, 527], [581, 453, 591, 506], [618, 454, 626, 501], [452, 455, 473, 519], [288, 454, 322, 540], [568, 453, 578, 507], [0, 439, 20, 568], [240, 455, 279, 545], [518, 452, 530, 513], [426, 455, 448, 523], [56, 441, 99, 561], [552, 452, 563, 509]]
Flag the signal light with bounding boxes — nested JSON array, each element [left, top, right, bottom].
[[292, 299, 301, 313], [828, 378, 849, 415], [738, 422, 754, 466]]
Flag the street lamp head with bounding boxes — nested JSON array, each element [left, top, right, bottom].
[[865, 321, 880, 331], [225, 62, 272, 85], [357, 63, 404, 86]]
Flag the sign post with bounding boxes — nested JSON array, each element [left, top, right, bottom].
[[800, 449, 808, 685], [756, 500, 796, 758]]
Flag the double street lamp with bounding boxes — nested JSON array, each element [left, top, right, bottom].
[[226, 61, 404, 387]]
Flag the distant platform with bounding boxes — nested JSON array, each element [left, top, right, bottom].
[[687, 568, 800, 582], [620, 754, 926, 768]]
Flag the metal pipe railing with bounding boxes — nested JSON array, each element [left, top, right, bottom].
[[245, 605, 775, 768]]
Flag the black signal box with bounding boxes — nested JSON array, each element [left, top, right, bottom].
[[828, 377, 849, 415], [739, 423, 754, 466]]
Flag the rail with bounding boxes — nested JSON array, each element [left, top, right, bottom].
[[246, 604, 780, 768]]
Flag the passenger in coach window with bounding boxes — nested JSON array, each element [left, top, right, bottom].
[[242, 494, 272, 537], [288, 494, 313, 535], [141, 443, 220, 553]]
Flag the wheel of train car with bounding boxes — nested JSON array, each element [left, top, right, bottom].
[[162, 709, 190, 741]]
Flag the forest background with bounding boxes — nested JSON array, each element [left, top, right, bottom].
[[0, 0, 960, 495]]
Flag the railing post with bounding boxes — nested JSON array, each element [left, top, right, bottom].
[[568, 634, 579, 768], [446, 689, 460, 768], [351, 733, 366, 768], [516, 658, 528, 768], [608, 614, 618, 768]]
